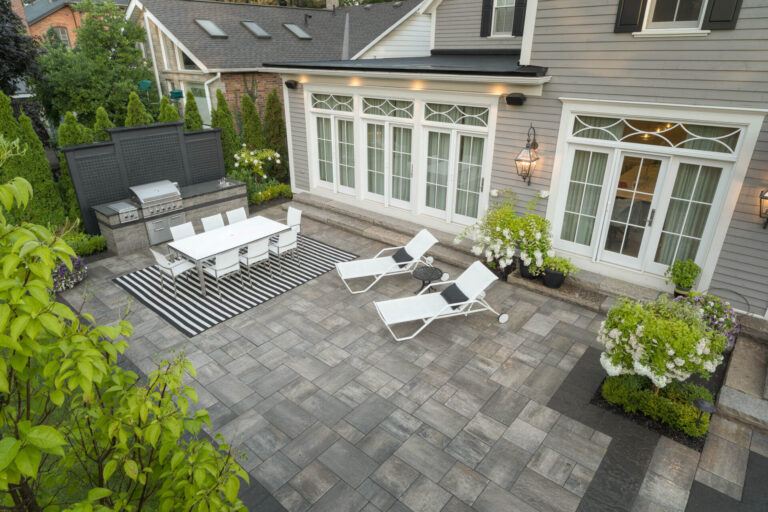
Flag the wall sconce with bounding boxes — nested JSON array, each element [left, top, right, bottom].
[[285, 80, 299, 90], [760, 189, 768, 229], [514, 125, 539, 186]]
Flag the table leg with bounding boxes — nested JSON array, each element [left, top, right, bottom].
[[195, 260, 206, 295], [416, 280, 430, 294]]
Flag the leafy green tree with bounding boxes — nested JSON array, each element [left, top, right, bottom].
[[240, 93, 264, 149], [263, 88, 289, 182], [33, 0, 152, 125], [183, 91, 203, 131], [157, 96, 181, 123], [0, 0, 40, 96], [124, 92, 153, 127], [211, 90, 239, 171], [0, 169, 249, 510], [93, 106, 115, 142], [57, 112, 93, 221]]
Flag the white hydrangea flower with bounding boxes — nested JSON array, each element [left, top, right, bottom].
[[540, 190, 550, 198], [490, 189, 499, 197], [534, 232, 541, 241], [546, 249, 555, 258], [234, 163, 239, 168], [471, 245, 483, 256]]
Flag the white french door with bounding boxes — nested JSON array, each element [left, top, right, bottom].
[[314, 115, 356, 195], [422, 129, 486, 224], [365, 122, 412, 208]]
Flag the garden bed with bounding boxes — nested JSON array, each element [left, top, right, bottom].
[[248, 196, 291, 214], [590, 349, 732, 451]]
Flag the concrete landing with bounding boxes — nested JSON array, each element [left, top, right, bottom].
[[717, 336, 768, 434]]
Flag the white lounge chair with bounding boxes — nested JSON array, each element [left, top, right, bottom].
[[374, 261, 509, 342], [336, 229, 438, 294]]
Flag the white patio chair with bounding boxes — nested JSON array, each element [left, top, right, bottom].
[[374, 261, 509, 342], [240, 238, 271, 285], [269, 230, 298, 274], [170, 222, 195, 241], [226, 207, 247, 225], [203, 249, 244, 298], [286, 206, 302, 233], [150, 249, 195, 298], [336, 229, 438, 294], [201, 214, 224, 232]]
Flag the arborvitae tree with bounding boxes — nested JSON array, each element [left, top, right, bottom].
[[211, 89, 238, 171], [124, 92, 153, 127], [157, 96, 181, 123], [263, 88, 289, 182], [17, 114, 67, 225], [183, 91, 203, 131], [0, 93, 19, 178], [58, 112, 93, 221], [240, 93, 264, 149], [93, 106, 115, 142]]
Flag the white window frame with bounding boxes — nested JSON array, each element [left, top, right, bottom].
[[51, 26, 71, 47], [635, 0, 710, 37], [546, 98, 766, 293], [303, 85, 498, 227], [490, 0, 517, 38]]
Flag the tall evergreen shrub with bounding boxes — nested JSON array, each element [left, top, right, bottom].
[[57, 112, 93, 221], [240, 93, 264, 149], [263, 89, 288, 182], [211, 89, 238, 171], [93, 106, 115, 142], [124, 92, 153, 127], [183, 91, 203, 131], [158, 96, 181, 123]]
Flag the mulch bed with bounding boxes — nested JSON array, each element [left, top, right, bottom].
[[590, 348, 732, 452]]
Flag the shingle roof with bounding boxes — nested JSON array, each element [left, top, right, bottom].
[[139, 0, 419, 71], [25, 0, 129, 26]]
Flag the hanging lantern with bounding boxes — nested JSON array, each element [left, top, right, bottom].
[[514, 125, 539, 186], [760, 189, 768, 229]]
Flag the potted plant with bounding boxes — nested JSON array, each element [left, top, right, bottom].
[[664, 259, 701, 297], [541, 255, 579, 289], [516, 208, 553, 280]]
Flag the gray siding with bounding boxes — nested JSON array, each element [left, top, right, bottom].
[[288, 88, 310, 192], [434, 0, 522, 50], [498, 0, 768, 313]]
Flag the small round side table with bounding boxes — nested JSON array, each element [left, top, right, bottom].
[[412, 266, 445, 293]]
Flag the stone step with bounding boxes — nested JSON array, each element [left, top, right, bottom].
[[717, 336, 768, 434]]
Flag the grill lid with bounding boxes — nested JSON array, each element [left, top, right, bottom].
[[129, 180, 180, 204]]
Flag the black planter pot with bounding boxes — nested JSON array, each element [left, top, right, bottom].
[[673, 286, 692, 298], [543, 270, 566, 289], [499, 265, 514, 282], [519, 262, 536, 279]]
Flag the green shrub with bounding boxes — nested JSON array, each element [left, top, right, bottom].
[[602, 374, 713, 437], [541, 255, 578, 276], [183, 91, 203, 131], [212, 89, 239, 172], [62, 230, 106, 256], [249, 179, 291, 205], [665, 259, 701, 289], [240, 93, 264, 149], [58, 111, 94, 221], [124, 91, 153, 127], [157, 96, 180, 123], [263, 88, 288, 182], [92, 106, 115, 141]]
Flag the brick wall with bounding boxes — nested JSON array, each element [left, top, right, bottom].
[[219, 72, 285, 124], [28, 7, 84, 47], [10, 0, 26, 28]]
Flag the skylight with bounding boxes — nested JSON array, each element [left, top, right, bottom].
[[195, 19, 227, 39], [242, 21, 270, 39], [284, 23, 312, 40]]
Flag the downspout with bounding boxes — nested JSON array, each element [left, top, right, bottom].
[[203, 72, 221, 127], [143, 10, 163, 99], [341, 13, 350, 60]]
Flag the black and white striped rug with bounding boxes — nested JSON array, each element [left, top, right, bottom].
[[113, 235, 357, 337]]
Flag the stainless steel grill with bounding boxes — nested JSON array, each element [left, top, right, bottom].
[[107, 201, 140, 224], [129, 180, 183, 218]]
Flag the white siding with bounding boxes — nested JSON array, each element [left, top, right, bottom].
[[434, 0, 522, 50], [288, 88, 309, 192], [357, 12, 432, 59]]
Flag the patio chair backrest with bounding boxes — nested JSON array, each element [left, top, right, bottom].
[[404, 229, 438, 260], [454, 261, 497, 301], [170, 222, 195, 241], [276, 229, 298, 248], [287, 207, 302, 231], [150, 249, 172, 270], [247, 238, 269, 258], [215, 249, 240, 272], [226, 207, 247, 224], [202, 214, 224, 232]]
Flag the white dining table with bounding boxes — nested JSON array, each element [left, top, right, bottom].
[[168, 215, 290, 295]]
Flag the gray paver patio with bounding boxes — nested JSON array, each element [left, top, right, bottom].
[[63, 202, 755, 512]]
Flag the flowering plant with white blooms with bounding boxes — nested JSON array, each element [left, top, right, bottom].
[[233, 146, 280, 178], [598, 297, 726, 389], [516, 211, 553, 276]]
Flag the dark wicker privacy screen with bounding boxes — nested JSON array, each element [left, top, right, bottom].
[[61, 122, 225, 234]]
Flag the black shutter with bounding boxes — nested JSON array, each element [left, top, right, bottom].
[[480, 0, 494, 37], [614, 0, 648, 33], [512, 0, 527, 36], [702, 0, 743, 30]]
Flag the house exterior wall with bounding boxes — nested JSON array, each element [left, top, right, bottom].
[[28, 7, 84, 46], [433, 0, 522, 50], [357, 11, 432, 59], [516, 0, 768, 315], [287, 88, 310, 191], [219, 72, 284, 121]]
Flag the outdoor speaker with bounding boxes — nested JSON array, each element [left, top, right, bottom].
[[285, 80, 299, 89], [505, 93, 527, 106]]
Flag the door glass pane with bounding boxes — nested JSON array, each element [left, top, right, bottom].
[[392, 127, 412, 202], [561, 150, 609, 246], [316, 117, 333, 183], [188, 85, 211, 126], [338, 119, 355, 188], [455, 136, 485, 218], [604, 156, 662, 257], [367, 124, 384, 195], [654, 163, 722, 265], [426, 132, 450, 211]]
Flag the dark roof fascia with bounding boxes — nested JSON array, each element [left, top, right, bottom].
[[26, 2, 72, 26], [430, 49, 521, 56], [262, 61, 548, 78]]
